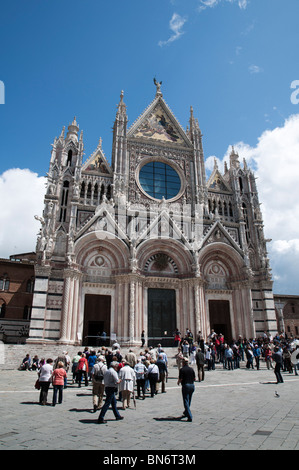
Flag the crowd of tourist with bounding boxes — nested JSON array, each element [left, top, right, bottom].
[[18, 328, 299, 422]]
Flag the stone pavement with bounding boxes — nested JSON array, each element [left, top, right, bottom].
[[0, 359, 299, 452]]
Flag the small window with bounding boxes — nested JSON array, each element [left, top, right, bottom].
[[0, 301, 6, 318], [23, 305, 32, 320], [0, 277, 9, 291], [67, 150, 72, 166], [26, 278, 34, 293]]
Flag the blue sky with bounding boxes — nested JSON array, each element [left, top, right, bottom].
[[0, 0, 299, 295]]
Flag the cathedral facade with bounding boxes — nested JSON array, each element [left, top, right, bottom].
[[27, 83, 276, 346]]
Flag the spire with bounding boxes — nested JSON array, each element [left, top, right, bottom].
[[66, 116, 79, 142], [189, 106, 202, 143], [59, 126, 65, 141], [230, 145, 240, 169], [117, 90, 127, 116]]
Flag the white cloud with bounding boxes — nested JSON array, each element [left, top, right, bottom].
[[158, 13, 187, 47], [0, 169, 46, 258], [205, 114, 299, 295], [249, 64, 263, 74], [198, 0, 248, 12]]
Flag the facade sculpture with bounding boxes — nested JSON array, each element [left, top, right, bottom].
[[27, 83, 276, 346]]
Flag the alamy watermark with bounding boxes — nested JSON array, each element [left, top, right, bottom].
[[290, 80, 299, 104], [0, 81, 4, 104]]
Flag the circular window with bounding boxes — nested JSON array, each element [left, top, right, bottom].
[[139, 161, 181, 200]]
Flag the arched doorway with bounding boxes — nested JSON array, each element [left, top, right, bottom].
[[209, 299, 232, 344], [82, 294, 111, 346], [148, 288, 176, 346]]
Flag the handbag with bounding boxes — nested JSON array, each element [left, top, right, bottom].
[[35, 379, 40, 390]]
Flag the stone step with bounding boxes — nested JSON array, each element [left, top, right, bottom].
[[0, 343, 180, 371]]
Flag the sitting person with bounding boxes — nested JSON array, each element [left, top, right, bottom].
[[20, 354, 31, 370]]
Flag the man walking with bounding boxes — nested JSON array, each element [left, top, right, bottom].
[[91, 356, 107, 412], [97, 362, 124, 424], [156, 354, 168, 393], [272, 347, 284, 384], [195, 347, 205, 382], [177, 357, 195, 422]]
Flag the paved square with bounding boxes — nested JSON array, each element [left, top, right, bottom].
[[0, 358, 299, 452]]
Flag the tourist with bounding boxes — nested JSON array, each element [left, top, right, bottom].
[[76, 353, 89, 387], [264, 345, 273, 369], [88, 350, 97, 381], [283, 346, 293, 373], [53, 352, 68, 388], [195, 347, 205, 382], [272, 346, 284, 384], [38, 358, 53, 405], [224, 344, 234, 370], [141, 330, 145, 347], [190, 344, 197, 365], [125, 349, 137, 369], [231, 343, 240, 369], [158, 348, 168, 367], [20, 354, 31, 371], [156, 354, 168, 394], [177, 357, 195, 422], [52, 361, 67, 406], [253, 344, 261, 370], [71, 351, 82, 384], [97, 362, 124, 424], [134, 358, 148, 399], [175, 348, 184, 370], [118, 361, 136, 409], [91, 356, 107, 412], [205, 346, 213, 371], [174, 329, 181, 347], [291, 346, 299, 376], [246, 346, 254, 369], [31, 355, 40, 371], [147, 359, 159, 397], [182, 340, 189, 358]]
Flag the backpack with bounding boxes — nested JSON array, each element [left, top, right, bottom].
[[93, 363, 104, 382]]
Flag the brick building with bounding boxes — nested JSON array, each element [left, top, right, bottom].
[[274, 294, 299, 339], [0, 253, 35, 342]]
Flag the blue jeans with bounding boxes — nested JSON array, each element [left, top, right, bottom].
[[52, 384, 63, 405], [98, 387, 121, 420], [182, 383, 194, 420]]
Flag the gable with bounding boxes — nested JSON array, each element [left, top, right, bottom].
[[135, 209, 193, 250], [128, 97, 192, 148], [82, 142, 112, 175], [201, 221, 243, 255], [207, 169, 232, 193]]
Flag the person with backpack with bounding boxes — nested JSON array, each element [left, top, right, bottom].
[[91, 356, 107, 412]]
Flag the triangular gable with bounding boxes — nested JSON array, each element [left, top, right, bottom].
[[207, 166, 232, 193], [135, 209, 193, 250], [201, 221, 243, 255], [75, 204, 129, 243], [82, 141, 112, 175], [128, 96, 192, 148]]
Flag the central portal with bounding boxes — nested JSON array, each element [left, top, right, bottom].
[[148, 288, 176, 346], [83, 294, 111, 346], [209, 299, 232, 343]]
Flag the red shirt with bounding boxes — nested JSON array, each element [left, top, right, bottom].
[[52, 367, 67, 385]]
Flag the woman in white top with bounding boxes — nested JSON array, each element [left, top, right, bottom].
[[38, 358, 53, 405], [118, 362, 136, 409]]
